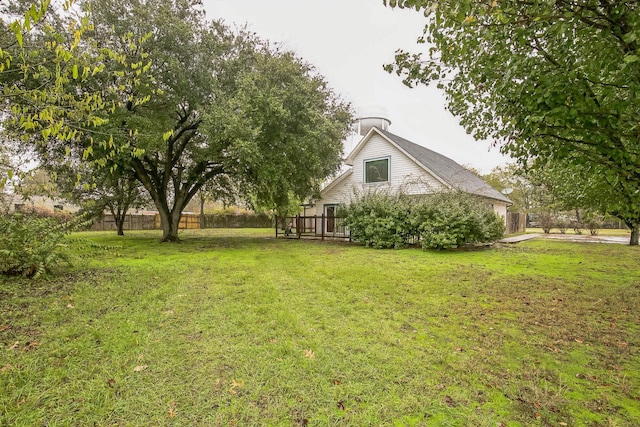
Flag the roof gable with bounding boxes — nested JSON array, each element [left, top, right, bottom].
[[344, 126, 380, 166], [321, 169, 353, 195], [344, 127, 511, 204]]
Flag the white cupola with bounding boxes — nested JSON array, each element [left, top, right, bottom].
[[356, 106, 391, 136]]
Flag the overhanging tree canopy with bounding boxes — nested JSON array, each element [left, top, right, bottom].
[[385, 0, 640, 244], [79, 0, 352, 242], [1, 0, 149, 159]]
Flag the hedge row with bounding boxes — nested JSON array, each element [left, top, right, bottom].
[[339, 191, 505, 250]]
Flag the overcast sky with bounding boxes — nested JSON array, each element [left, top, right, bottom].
[[202, 0, 512, 173]]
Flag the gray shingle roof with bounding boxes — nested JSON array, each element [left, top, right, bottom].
[[378, 128, 512, 204]]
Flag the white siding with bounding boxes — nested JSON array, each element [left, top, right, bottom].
[[313, 133, 447, 214], [312, 173, 355, 215], [313, 132, 507, 234], [492, 202, 508, 222], [352, 134, 445, 195]]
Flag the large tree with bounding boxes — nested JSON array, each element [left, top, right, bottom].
[[81, 0, 352, 242], [385, 0, 640, 244]]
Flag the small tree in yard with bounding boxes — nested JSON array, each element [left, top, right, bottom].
[[556, 215, 570, 234], [537, 211, 555, 234], [44, 156, 151, 236], [585, 212, 604, 236], [74, 171, 148, 236]]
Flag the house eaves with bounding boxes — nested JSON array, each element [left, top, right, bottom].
[[344, 127, 380, 166], [320, 169, 354, 195], [377, 128, 513, 205]]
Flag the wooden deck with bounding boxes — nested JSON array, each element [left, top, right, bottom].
[[275, 215, 350, 241]]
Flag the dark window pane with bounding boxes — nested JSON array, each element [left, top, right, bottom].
[[365, 159, 389, 183]]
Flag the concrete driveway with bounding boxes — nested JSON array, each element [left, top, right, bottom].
[[499, 233, 630, 244]]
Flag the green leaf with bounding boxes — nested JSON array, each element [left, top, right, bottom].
[[162, 130, 174, 141], [10, 22, 23, 48], [622, 31, 637, 44]]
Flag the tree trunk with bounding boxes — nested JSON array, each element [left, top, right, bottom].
[[630, 225, 639, 246], [200, 195, 205, 229], [116, 213, 126, 236], [130, 157, 205, 242], [110, 206, 126, 236], [158, 206, 183, 242]]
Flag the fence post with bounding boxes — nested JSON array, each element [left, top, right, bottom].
[[275, 215, 278, 238], [321, 213, 325, 240], [296, 215, 301, 239]]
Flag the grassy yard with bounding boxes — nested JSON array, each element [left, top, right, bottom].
[[1, 229, 639, 426]]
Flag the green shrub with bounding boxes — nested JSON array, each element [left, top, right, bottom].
[[584, 212, 604, 236], [411, 192, 505, 249], [571, 219, 584, 235], [0, 212, 89, 278], [339, 191, 415, 249], [538, 211, 555, 233], [341, 190, 505, 250], [556, 215, 570, 234]]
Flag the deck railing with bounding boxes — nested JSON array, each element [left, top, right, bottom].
[[274, 215, 350, 240]]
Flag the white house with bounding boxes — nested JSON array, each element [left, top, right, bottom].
[[1, 193, 80, 214], [310, 114, 512, 223]]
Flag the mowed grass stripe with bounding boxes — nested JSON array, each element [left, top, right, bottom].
[[1, 229, 638, 426]]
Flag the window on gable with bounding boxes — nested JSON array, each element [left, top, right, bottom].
[[364, 157, 389, 183]]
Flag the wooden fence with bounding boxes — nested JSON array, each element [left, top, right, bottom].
[[91, 212, 272, 231], [90, 213, 156, 232], [506, 212, 527, 234], [154, 213, 200, 230]]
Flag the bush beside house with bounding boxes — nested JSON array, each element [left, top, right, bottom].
[[340, 191, 505, 250]]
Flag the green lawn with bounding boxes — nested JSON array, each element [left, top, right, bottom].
[[1, 229, 639, 426]]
